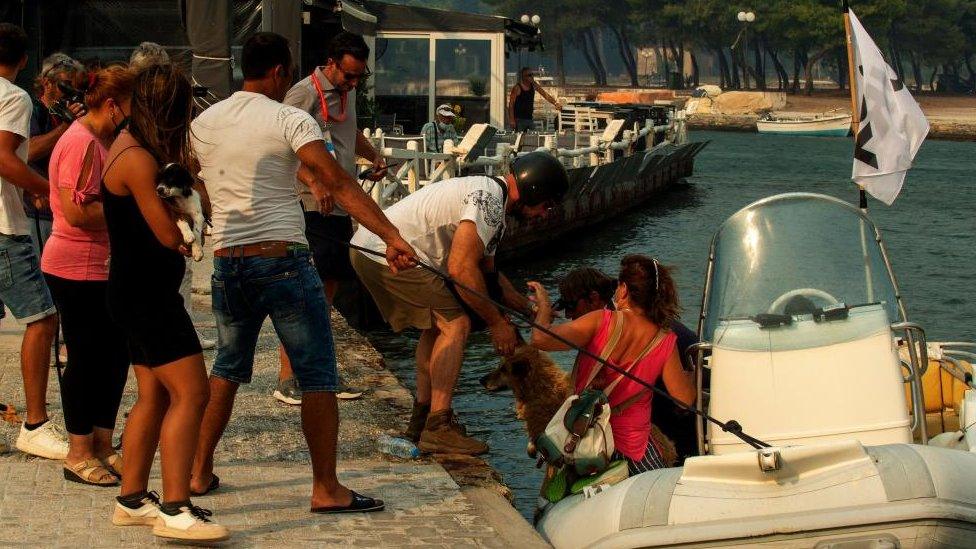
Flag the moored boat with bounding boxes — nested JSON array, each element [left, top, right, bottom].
[[757, 112, 853, 137], [535, 193, 976, 548]]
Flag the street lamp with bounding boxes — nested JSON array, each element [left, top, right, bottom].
[[520, 13, 542, 26], [732, 10, 757, 89]]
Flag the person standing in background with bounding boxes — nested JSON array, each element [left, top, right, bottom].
[[507, 67, 561, 132], [273, 31, 387, 404], [0, 23, 68, 461], [26, 53, 86, 256]]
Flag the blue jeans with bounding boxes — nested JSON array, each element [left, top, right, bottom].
[[0, 233, 56, 323], [210, 249, 339, 392]]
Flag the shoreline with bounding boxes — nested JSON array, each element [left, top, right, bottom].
[[687, 113, 976, 141]]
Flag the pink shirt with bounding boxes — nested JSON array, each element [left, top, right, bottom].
[[574, 310, 677, 461], [41, 121, 109, 281]]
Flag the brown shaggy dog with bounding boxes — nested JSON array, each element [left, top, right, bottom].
[[481, 344, 678, 466]]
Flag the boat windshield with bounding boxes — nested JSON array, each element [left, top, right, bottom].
[[702, 194, 900, 351]]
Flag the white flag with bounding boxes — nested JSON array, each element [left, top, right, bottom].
[[849, 9, 929, 205]]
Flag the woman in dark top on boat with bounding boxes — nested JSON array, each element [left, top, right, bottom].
[[529, 255, 696, 474], [102, 64, 227, 542]]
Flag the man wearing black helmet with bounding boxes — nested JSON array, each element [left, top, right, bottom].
[[350, 151, 569, 455]]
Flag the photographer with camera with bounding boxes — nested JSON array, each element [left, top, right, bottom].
[[27, 53, 86, 255]]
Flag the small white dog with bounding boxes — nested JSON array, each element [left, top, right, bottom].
[[155, 163, 205, 261]]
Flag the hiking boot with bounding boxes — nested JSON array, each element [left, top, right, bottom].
[[335, 376, 365, 400], [112, 490, 161, 526], [16, 420, 69, 460], [418, 409, 488, 455], [153, 502, 229, 542], [403, 401, 430, 443]]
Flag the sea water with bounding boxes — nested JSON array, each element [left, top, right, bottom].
[[370, 130, 976, 517]]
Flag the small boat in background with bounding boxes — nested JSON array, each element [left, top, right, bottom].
[[756, 111, 853, 137]]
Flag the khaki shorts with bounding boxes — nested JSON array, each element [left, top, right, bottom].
[[350, 250, 465, 332]]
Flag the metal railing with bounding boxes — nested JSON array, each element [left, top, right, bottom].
[[361, 116, 678, 208]]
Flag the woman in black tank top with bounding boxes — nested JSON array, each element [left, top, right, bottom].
[[102, 64, 228, 540]]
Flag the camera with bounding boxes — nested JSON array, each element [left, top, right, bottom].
[[49, 81, 86, 123]]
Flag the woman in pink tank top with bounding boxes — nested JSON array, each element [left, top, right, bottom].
[[529, 255, 696, 474]]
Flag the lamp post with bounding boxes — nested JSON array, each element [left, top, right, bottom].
[[732, 10, 756, 89], [639, 49, 655, 86]]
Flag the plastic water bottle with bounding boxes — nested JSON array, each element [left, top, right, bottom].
[[377, 434, 421, 459]]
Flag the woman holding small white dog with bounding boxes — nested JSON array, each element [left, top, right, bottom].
[[529, 255, 696, 474], [41, 65, 135, 486], [102, 64, 227, 542]]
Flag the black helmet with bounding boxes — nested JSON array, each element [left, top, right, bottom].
[[511, 152, 569, 207]]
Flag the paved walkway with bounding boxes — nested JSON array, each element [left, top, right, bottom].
[[0, 250, 547, 547]]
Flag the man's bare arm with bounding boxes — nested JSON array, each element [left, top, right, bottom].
[[27, 123, 67, 163], [448, 222, 505, 327], [532, 81, 560, 107], [0, 131, 48, 195]]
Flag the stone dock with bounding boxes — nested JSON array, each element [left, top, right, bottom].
[[0, 246, 547, 547]]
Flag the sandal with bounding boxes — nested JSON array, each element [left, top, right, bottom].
[[190, 473, 220, 496], [310, 491, 385, 514], [64, 458, 119, 486], [100, 452, 123, 478]]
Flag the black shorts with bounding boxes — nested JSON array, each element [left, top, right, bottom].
[[108, 286, 201, 367], [305, 212, 356, 282]]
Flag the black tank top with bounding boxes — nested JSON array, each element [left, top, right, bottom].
[[103, 183, 185, 299], [513, 83, 535, 120]]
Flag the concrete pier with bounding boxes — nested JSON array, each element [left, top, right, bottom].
[[0, 246, 547, 547]]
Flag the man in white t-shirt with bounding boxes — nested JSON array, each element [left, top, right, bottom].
[[0, 23, 68, 461], [189, 32, 415, 514], [350, 151, 569, 455]]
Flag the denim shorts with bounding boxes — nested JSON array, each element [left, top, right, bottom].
[[210, 249, 338, 392], [0, 233, 56, 324]]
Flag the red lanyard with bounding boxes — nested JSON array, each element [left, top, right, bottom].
[[311, 69, 347, 123]]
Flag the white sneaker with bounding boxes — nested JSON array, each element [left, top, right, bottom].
[[15, 421, 69, 460], [153, 504, 229, 542], [112, 491, 161, 526]]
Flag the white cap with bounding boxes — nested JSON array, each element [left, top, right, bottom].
[[436, 104, 456, 118]]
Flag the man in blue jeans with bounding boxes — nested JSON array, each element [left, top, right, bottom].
[[0, 23, 68, 461], [189, 32, 415, 513]]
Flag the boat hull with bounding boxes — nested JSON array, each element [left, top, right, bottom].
[[757, 115, 853, 137], [536, 441, 976, 549]]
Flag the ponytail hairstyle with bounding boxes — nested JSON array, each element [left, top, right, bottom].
[[618, 254, 680, 328], [83, 65, 135, 109], [127, 63, 193, 166]]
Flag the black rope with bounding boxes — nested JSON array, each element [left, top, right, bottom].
[[346, 240, 770, 450]]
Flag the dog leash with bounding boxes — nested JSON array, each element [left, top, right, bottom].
[[344, 239, 770, 450]]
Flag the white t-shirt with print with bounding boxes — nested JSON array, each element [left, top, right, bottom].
[[190, 91, 323, 249], [351, 175, 506, 271], [0, 77, 33, 235]]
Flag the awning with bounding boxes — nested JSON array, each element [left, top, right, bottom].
[[339, 1, 377, 36]]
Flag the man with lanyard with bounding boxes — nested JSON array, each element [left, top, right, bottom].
[[421, 104, 458, 153], [273, 32, 385, 405], [507, 67, 562, 132], [350, 152, 568, 455]]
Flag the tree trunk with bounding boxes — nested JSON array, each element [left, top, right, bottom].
[[768, 46, 788, 90], [836, 49, 846, 91], [753, 37, 766, 90], [621, 29, 640, 87], [658, 40, 670, 85], [929, 67, 938, 92], [577, 31, 602, 85], [714, 47, 730, 88], [804, 48, 830, 94], [791, 49, 804, 93], [909, 50, 924, 92], [582, 29, 607, 85], [610, 26, 638, 87], [964, 54, 975, 88], [690, 49, 700, 88], [667, 39, 684, 89]]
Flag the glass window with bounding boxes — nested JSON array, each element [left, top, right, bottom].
[[375, 37, 430, 134], [435, 39, 491, 131]]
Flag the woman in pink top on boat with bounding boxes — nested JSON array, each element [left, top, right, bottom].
[[529, 254, 696, 474], [42, 65, 135, 486]]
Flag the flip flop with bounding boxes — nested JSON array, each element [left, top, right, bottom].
[[190, 474, 220, 496], [310, 491, 385, 514]]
